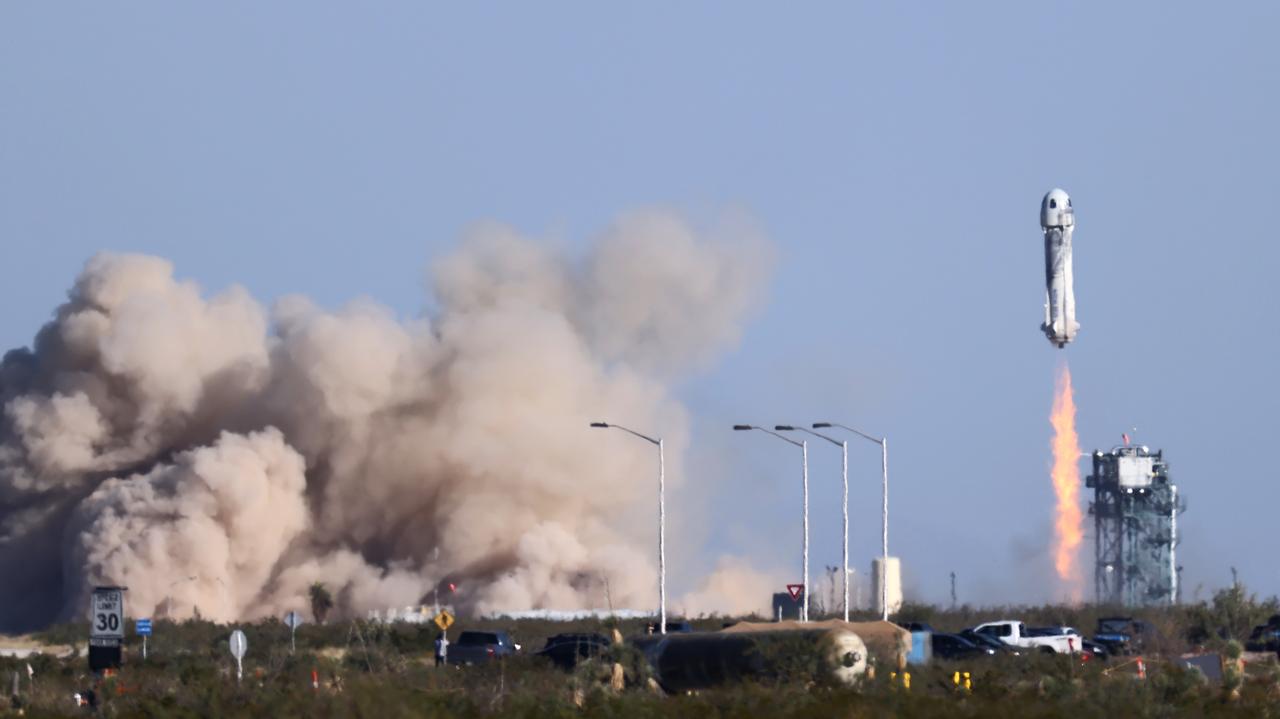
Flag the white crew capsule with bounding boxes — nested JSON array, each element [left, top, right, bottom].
[[1040, 188, 1079, 348]]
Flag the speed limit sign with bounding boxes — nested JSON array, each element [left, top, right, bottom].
[[90, 587, 124, 644]]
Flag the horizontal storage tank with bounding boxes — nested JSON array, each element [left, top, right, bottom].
[[632, 620, 911, 693], [634, 625, 871, 692]]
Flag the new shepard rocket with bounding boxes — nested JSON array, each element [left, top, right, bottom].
[[1041, 188, 1079, 348]]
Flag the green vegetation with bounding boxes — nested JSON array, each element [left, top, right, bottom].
[[5, 586, 1279, 717]]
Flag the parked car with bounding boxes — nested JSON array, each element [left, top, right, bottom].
[[1079, 638, 1110, 660], [448, 630, 520, 665], [931, 632, 994, 661], [896, 621, 935, 633], [535, 633, 612, 669], [972, 620, 1082, 654], [959, 629, 1024, 657]]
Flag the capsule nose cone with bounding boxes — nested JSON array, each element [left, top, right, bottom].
[[1041, 188, 1073, 228]]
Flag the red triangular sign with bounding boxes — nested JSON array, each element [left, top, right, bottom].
[[786, 584, 804, 601]]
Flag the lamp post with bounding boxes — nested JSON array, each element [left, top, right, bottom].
[[734, 424, 809, 622], [814, 422, 890, 621], [160, 575, 199, 618], [590, 422, 665, 634], [777, 425, 849, 622]]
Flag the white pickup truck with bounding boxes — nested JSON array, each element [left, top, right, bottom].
[[972, 620, 1082, 654]]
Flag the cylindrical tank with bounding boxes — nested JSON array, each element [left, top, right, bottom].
[[633, 628, 868, 693]]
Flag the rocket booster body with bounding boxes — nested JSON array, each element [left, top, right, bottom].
[[1041, 188, 1079, 348]]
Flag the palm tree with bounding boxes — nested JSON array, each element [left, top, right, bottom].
[[309, 582, 334, 624]]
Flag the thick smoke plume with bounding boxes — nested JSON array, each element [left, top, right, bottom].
[[0, 210, 770, 630]]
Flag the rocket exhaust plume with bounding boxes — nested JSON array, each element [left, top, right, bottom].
[[1049, 363, 1084, 600]]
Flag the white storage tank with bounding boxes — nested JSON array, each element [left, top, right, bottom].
[[872, 557, 903, 615]]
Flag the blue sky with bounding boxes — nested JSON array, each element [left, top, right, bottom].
[[2, 3, 1277, 606]]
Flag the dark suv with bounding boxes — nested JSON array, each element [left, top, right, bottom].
[[449, 630, 520, 665]]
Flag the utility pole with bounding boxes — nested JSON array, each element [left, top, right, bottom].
[[950, 571, 957, 609], [776, 426, 850, 621], [591, 422, 666, 633], [813, 423, 890, 620], [735, 425, 810, 621], [433, 547, 440, 613]]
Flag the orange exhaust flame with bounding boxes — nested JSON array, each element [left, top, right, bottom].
[[1050, 364, 1083, 600]]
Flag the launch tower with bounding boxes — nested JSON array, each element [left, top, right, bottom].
[[1087, 444, 1182, 606]]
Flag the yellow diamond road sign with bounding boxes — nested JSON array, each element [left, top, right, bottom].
[[433, 610, 454, 632]]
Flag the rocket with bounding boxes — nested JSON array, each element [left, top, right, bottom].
[[1040, 188, 1079, 348]]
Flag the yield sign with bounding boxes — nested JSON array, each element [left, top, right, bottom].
[[786, 584, 804, 601]]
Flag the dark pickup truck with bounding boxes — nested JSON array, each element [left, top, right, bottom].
[[448, 630, 520, 665], [1246, 615, 1280, 653], [1093, 617, 1157, 656]]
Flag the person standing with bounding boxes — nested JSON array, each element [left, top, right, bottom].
[[434, 632, 449, 667]]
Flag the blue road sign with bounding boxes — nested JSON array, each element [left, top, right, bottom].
[[136, 618, 152, 636]]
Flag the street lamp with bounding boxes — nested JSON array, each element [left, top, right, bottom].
[[814, 422, 890, 621], [162, 575, 213, 618], [590, 422, 666, 634], [734, 424, 809, 622], [777, 425, 849, 622]]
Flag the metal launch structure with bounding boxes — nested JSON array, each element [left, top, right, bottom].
[[1087, 444, 1183, 606]]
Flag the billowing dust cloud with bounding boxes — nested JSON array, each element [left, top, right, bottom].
[[0, 210, 771, 630], [676, 557, 777, 618], [1049, 363, 1084, 601]]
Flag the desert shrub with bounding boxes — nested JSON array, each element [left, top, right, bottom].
[[1150, 661, 1208, 706], [23, 598, 1280, 717], [1184, 584, 1280, 646]]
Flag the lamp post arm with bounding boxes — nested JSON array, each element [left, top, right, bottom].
[[827, 423, 884, 446], [782, 426, 843, 448], [598, 423, 660, 446], [751, 426, 804, 447]]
